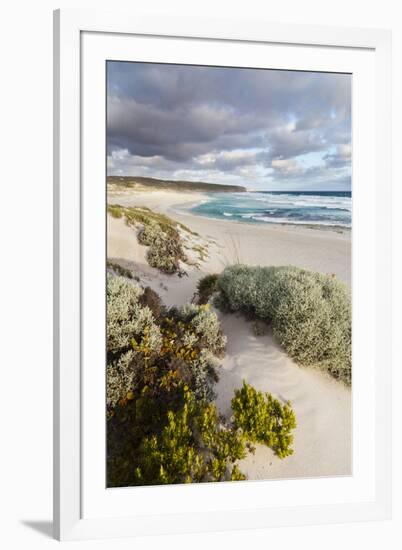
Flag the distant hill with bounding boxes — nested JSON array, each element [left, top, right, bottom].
[[107, 176, 247, 193]]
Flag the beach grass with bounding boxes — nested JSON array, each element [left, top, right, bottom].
[[107, 203, 198, 236]]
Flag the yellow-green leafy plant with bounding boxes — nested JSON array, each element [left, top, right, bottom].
[[231, 381, 296, 459], [134, 386, 247, 485]]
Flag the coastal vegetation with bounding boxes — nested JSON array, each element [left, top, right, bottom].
[[137, 221, 186, 274], [106, 274, 297, 486], [232, 382, 296, 459], [107, 204, 197, 236], [215, 265, 352, 384], [108, 204, 207, 274], [107, 175, 247, 193], [106, 260, 135, 280], [193, 273, 219, 304]]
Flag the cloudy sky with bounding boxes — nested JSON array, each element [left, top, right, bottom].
[[107, 62, 351, 191]]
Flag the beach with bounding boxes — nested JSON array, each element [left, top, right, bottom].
[[107, 187, 352, 480], [108, 187, 351, 291]]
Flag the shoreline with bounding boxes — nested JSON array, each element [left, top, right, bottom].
[[109, 188, 351, 237], [171, 199, 351, 234]]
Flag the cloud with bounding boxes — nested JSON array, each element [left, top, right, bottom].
[[323, 144, 352, 168], [271, 158, 305, 176], [264, 124, 328, 160], [107, 62, 351, 190]]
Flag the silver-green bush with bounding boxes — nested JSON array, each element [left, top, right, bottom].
[[177, 303, 227, 356], [216, 265, 351, 384], [107, 350, 135, 410], [107, 274, 162, 355], [106, 275, 227, 409], [107, 275, 162, 408], [137, 221, 186, 274]]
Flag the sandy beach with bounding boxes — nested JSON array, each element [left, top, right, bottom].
[[107, 188, 352, 480]]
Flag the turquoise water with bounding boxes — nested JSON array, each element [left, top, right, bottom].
[[190, 191, 352, 228]]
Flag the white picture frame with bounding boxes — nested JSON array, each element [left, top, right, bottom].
[[53, 8, 392, 541]]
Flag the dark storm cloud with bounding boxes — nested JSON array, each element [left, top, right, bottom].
[[107, 62, 351, 189], [107, 96, 266, 161]]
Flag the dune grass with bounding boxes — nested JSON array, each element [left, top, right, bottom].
[[107, 204, 198, 236]]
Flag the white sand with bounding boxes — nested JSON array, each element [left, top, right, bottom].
[[215, 314, 351, 479], [107, 189, 352, 480]]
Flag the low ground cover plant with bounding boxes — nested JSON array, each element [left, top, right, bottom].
[[232, 381, 296, 458], [216, 265, 351, 384], [133, 386, 247, 485]]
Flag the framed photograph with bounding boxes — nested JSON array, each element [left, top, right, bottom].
[[53, 9, 392, 541]]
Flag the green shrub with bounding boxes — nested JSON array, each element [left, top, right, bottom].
[[215, 264, 267, 313], [107, 387, 182, 487], [194, 273, 219, 304], [175, 303, 227, 356], [268, 267, 351, 382], [107, 275, 226, 410], [130, 386, 247, 485], [217, 265, 351, 384], [106, 273, 298, 487], [108, 204, 189, 274], [231, 381, 296, 459], [138, 222, 186, 274], [155, 304, 225, 400]]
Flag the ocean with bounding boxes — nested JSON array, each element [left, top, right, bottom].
[[190, 190, 352, 228]]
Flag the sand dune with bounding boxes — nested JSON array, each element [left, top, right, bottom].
[[215, 314, 351, 479], [107, 189, 352, 480]]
